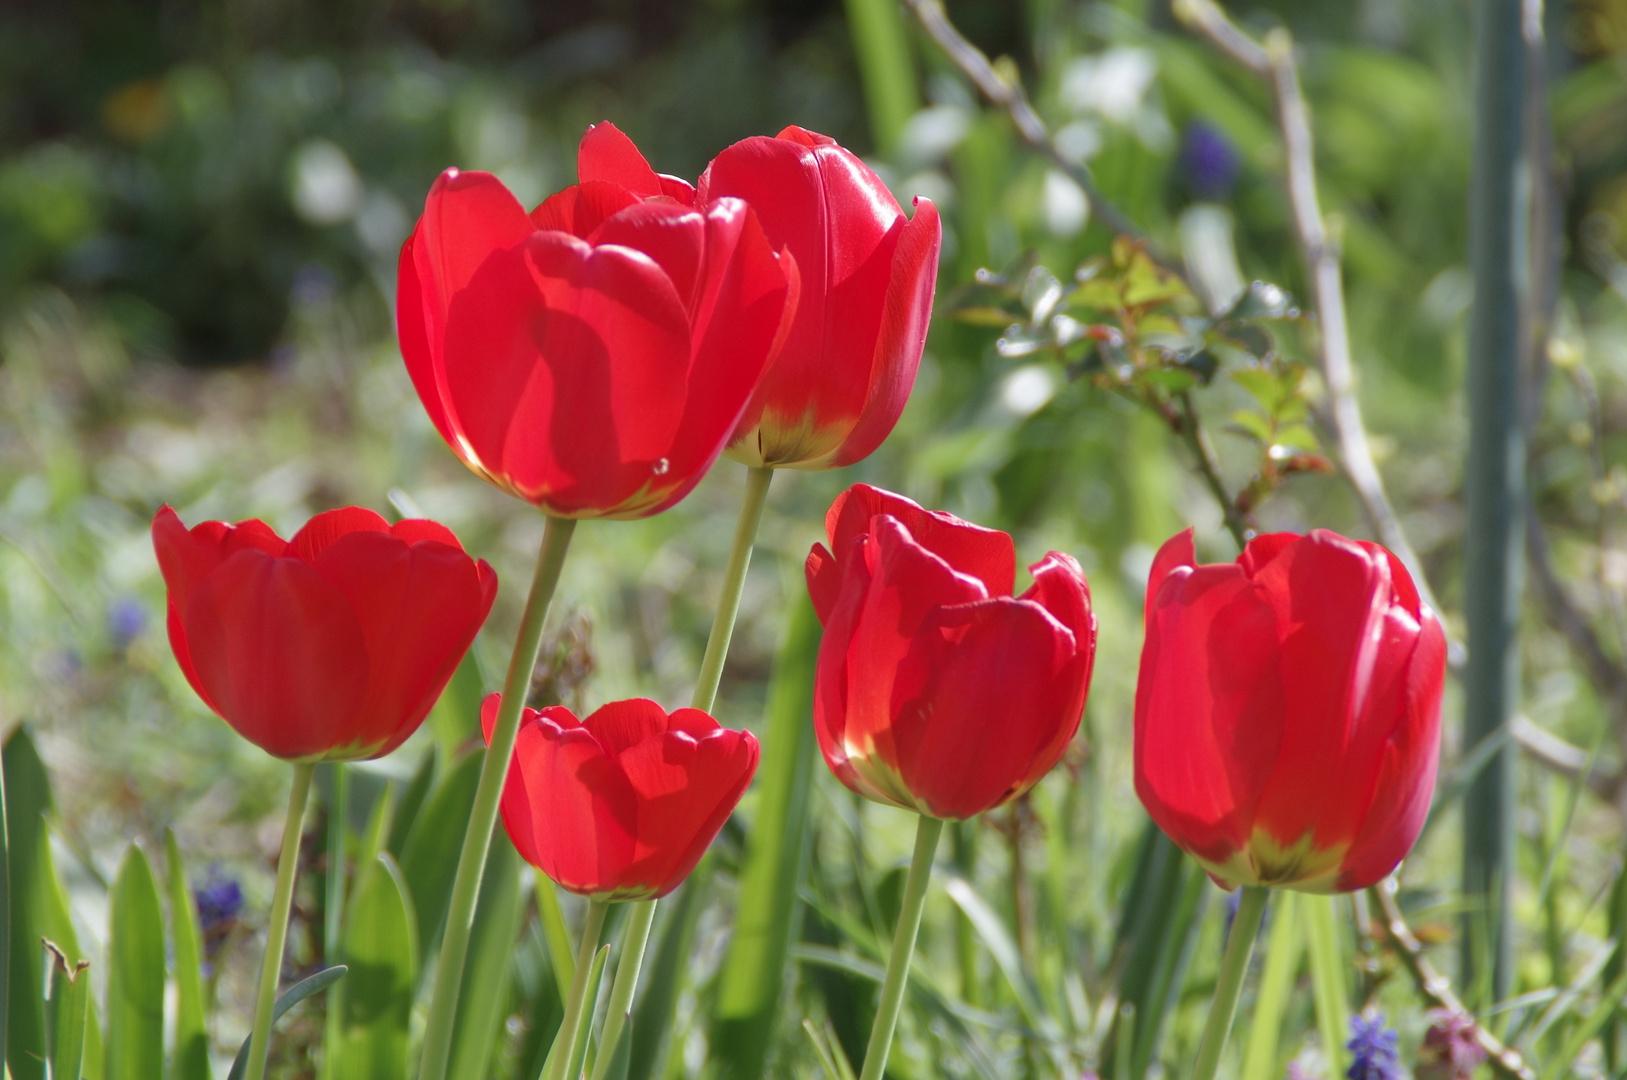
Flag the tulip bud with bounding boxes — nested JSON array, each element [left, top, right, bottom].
[[1134, 528, 1446, 893], [398, 122, 798, 518], [153, 506, 496, 761], [484, 695, 759, 901], [700, 128, 941, 470], [806, 484, 1096, 820]]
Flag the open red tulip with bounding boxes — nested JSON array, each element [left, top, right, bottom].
[[484, 695, 759, 900], [398, 122, 798, 518], [806, 485, 1096, 820], [1134, 528, 1447, 893], [699, 127, 941, 470], [153, 506, 496, 761]]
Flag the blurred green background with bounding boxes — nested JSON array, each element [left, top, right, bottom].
[[8, 0, 1627, 1076]]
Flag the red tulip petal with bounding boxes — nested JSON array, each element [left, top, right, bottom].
[[1134, 560, 1282, 865], [825, 517, 989, 793], [587, 201, 706, 316], [577, 122, 664, 198], [620, 727, 759, 896], [311, 531, 493, 758], [1247, 533, 1396, 853], [153, 506, 219, 609], [826, 484, 1015, 599], [657, 174, 697, 204], [165, 601, 217, 715], [829, 197, 941, 467], [514, 711, 640, 895], [582, 698, 674, 757], [774, 125, 837, 148], [530, 181, 644, 239], [1015, 553, 1097, 791], [288, 506, 391, 562], [1144, 528, 1197, 617], [1334, 609, 1446, 889], [699, 135, 903, 465], [404, 169, 535, 459], [182, 549, 370, 759], [440, 231, 692, 515], [891, 597, 1086, 818], [390, 518, 464, 550], [666, 707, 721, 739], [805, 542, 841, 625], [1356, 538, 1424, 620], [485, 695, 541, 866], [1236, 531, 1299, 578], [650, 199, 790, 511]]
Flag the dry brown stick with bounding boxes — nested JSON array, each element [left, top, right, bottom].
[[900, 0, 1156, 255], [1369, 878, 1539, 1080], [1173, 0, 1440, 622]]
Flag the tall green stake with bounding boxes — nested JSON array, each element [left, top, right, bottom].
[[1463, 0, 1533, 1003]]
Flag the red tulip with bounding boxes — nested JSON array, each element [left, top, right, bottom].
[[805, 485, 1096, 820], [699, 127, 941, 470], [153, 506, 496, 761], [484, 695, 759, 900], [1134, 529, 1446, 893], [398, 122, 798, 518]]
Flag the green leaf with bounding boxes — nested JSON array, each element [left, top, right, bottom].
[[562, 943, 611, 1080], [164, 831, 210, 1080], [1304, 895, 1351, 1077], [709, 593, 821, 1080], [399, 746, 482, 964], [428, 651, 487, 762], [0, 742, 8, 1076], [225, 967, 347, 1080], [37, 824, 102, 1077], [1241, 891, 1303, 1080], [331, 855, 417, 1080], [1228, 410, 1274, 444], [105, 845, 165, 1080], [1230, 368, 1284, 409], [386, 748, 437, 861], [44, 941, 90, 1080], [627, 858, 712, 1080], [1068, 278, 1124, 312], [536, 871, 576, 1001], [6, 726, 52, 1080], [942, 875, 1045, 1027], [447, 831, 525, 1080]]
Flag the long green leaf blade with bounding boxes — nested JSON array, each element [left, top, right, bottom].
[[710, 593, 821, 1079], [164, 830, 210, 1080], [45, 942, 89, 1080], [331, 855, 418, 1080], [1241, 890, 1303, 1080], [6, 726, 52, 1080], [1304, 894, 1350, 1077], [400, 747, 482, 965], [226, 967, 348, 1080], [105, 845, 165, 1080], [447, 831, 524, 1080]]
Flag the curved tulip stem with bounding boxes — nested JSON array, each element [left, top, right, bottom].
[[1189, 885, 1269, 1080], [859, 814, 945, 1080], [691, 465, 774, 714], [589, 898, 657, 1080], [419, 514, 578, 1080], [243, 760, 316, 1080], [549, 898, 611, 1080]]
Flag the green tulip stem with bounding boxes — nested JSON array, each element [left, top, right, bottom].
[[419, 514, 578, 1080], [691, 465, 774, 715], [582, 465, 774, 1074], [243, 760, 316, 1080], [1189, 885, 1270, 1080], [589, 898, 657, 1080], [859, 814, 945, 1080], [549, 898, 611, 1080]]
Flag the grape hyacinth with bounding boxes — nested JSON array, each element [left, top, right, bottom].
[[1346, 1012, 1403, 1080], [1180, 120, 1241, 202]]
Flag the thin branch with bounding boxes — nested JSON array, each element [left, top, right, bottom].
[[900, 0, 1159, 257], [1368, 878, 1538, 1080], [1511, 714, 1618, 803], [1175, 0, 1441, 623], [1177, 391, 1249, 549]]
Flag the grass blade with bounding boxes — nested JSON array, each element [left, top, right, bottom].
[[164, 830, 210, 1080], [225, 967, 347, 1080], [44, 941, 89, 1080], [447, 831, 525, 1080], [6, 726, 52, 1080], [105, 845, 165, 1080], [627, 857, 712, 1080], [710, 593, 821, 1080], [400, 746, 482, 967], [1304, 894, 1350, 1077], [1241, 890, 1303, 1080]]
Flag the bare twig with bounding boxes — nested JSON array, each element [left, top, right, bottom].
[[1176, 0, 1440, 623], [1510, 714, 1618, 802], [1176, 391, 1249, 549], [1368, 878, 1538, 1080], [901, 0, 1159, 256]]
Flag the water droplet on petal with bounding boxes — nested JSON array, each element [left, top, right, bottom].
[[653, 458, 670, 475]]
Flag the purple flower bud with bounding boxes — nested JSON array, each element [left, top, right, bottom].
[[1416, 1009, 1487, 1080], [1181, 121, 1240, 201], [1347, 1012, 1403, 1080]]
